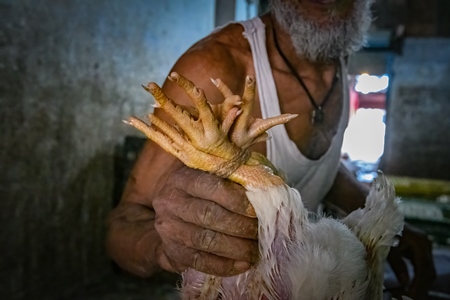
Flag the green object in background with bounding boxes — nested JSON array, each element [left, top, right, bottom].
[[387, 176, 450, 247], [388, 175, 450, 200]]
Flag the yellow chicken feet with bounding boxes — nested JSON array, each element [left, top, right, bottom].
[[142, 78, 241, 161], [211, 76, 298, 150], [126, 114, 246, 178], [125, 73, 296, 188]]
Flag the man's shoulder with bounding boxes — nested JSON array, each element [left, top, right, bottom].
[[216, 22, 250, 45], [170, 22, 253, 89], [187, 22, 250, 62]]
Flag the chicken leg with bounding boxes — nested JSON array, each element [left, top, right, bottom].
[[125, 72, 295, 188]]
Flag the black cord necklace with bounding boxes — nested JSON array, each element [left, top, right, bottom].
[[272, 27, 339, 124]]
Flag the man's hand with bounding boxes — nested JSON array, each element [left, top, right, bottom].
[[153, 166, 259, 277], [388, 223, 437, 299]]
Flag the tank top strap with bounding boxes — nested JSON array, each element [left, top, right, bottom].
[[238, 17, 281, 121]]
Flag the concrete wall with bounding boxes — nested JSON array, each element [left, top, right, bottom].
[[0, 0, 214, 299], [381, 38, 450, 180]]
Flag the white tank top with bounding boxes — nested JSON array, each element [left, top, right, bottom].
[[239, 17, 349, 212]]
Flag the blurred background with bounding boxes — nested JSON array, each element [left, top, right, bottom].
[[1, 0, 449, 299]]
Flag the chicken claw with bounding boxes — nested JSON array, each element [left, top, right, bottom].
[[125, 73, 296, 187]]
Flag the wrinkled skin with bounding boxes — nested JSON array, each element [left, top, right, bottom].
[[153, 167, 259, 277], [387, 223, 436, 299]]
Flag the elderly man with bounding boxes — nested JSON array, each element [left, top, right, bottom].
[[106, 0, 436, 298]]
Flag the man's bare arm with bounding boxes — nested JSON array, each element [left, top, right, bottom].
[[323, 162, 369, 215], [105, 37, 261, 277]]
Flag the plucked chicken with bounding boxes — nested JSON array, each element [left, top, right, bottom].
[[124, 72, 404, 300]]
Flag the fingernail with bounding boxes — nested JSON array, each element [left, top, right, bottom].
[[234, 261, 250, 271], [246, 204, 256, 217]]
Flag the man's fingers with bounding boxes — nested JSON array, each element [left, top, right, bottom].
[[169, 167, 255, 217], [161, 240, 252, 277], [389, 224, 437, 299], [190, 250, 251, 277], [157, 218, 258, 263], [166, 244, 250, 277], [153, 166, 260, 277], [387, 248, 410, 287], [171, 195, 258, 239], [409, 239, 436, 298]]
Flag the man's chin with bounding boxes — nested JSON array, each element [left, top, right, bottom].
[[271, 0, 372, 60]]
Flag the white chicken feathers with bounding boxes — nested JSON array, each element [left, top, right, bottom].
[[181, 174, 403, 300]]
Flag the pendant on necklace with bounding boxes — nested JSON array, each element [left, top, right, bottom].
[[312, 107, 324, 124]]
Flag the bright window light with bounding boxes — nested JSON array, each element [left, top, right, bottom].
[[341, 108, 386, 163], [354, 73, 389, 94]]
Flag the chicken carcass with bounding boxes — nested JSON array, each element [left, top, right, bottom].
[[125, 73, 404, 300]]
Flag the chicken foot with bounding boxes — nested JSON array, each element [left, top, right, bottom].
[[125, 72, 297, 188]]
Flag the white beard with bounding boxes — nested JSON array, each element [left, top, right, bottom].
[[270, 0, 374, 62]]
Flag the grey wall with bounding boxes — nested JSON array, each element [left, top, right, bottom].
[[0, 0, 214, 299], [381, 38, 450, 180], [371, 0, 450, 37]]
